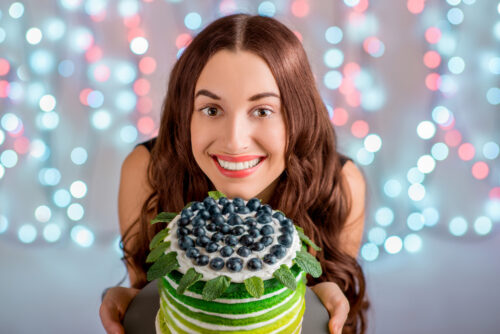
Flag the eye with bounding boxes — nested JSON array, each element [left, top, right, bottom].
[[253, 108, 273, 118], [200, 106, 220, 117]]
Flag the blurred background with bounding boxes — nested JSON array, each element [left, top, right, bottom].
[[0, 0, 499, 333]]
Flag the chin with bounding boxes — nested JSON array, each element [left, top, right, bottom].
[[214, 185, 260, 201]]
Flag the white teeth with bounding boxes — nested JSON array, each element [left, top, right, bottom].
[[217, 157, 261, 171]]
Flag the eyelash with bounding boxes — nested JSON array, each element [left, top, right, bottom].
[[198, 105, 274, 118]]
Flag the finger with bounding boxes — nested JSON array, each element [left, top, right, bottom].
[[328, 300, 349, 334], [99, 302, 125, 334]]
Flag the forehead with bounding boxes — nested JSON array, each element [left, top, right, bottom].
[[195, 50, 280, 99]]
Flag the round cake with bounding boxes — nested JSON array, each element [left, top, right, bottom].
[[146, 192, 322, 333]]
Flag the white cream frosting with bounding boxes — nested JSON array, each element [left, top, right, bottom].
[[163, 202, 302, 282]]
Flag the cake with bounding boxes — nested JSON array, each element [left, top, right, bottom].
[[146, 191, 322, 333]]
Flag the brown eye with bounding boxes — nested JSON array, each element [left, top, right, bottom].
[[253, 108, 273, 117], [201, 106, 219, 117]]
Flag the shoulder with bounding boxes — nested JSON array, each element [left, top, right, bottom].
[[341, 160, 366, 200], [122, 144, 151, 172]]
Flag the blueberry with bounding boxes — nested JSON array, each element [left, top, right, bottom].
[[177, 227, 190, 237], [212, 214, 225, 226], [220, 245, 234, 257], [248, 228, 260, 238], [278, 233, 293, 247], [196, 235, 211, 247], [218, 197, 229, 206], [181, 208, 194, 219], [231, 226, 245, 236], [210, 257, 225, 270], [186, 247, 200, 258], [191, 217, 206, 228], [206, 223, 217, 232], [191, 202, 205, 211], [192, 226, 206, 237], [257, 204, 272, 216], [245, 218, 258, 228], [236, 246, 251, 257], [263, 253, 277, 264], [206, 242, 219, 253], [203, 196, 217, 207], [219, 224, 231, 234], [246, 198, 261, 212], [225, 235, 238, 247], [280, 226, 295, 235], [247, 258, 263, 271], [226, 257, 243, 272], [236, 206, 251, 214], [257, 214, 272, 225], [272, 211, 285, 223], [178, 216, 190, 227], [208, 204, 221, 216], [239, 234, 254, 246], [233, 197, 245, 208], [228, 214, 244, 226], [280, 218, 293, 227], [270, 244, 287, 259], [178, 236, 194, 250], [211, 232, 224, 242], [222, 203, 235, 215], [199, 209, 211, 220], [250, 242, 264, 252], [260, 225, 275, 236], [260, 236, 273, 246], [195, 255, 209, 266]]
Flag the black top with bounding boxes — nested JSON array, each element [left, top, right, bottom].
[[137, 137, 351, 167]]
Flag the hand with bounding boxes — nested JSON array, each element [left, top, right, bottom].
[[99, 286, 140, 334], [310, 282, 350, 334]]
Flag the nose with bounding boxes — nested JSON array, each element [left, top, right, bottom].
[[221, 111, 251, 153]]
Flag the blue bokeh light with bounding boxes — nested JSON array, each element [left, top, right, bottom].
[[473, 216, 492, 235], [404, 234, 422, 253], [368, 227, 387, 245], [9, 2, 25, 19], [447, 8, 464, 25], [356, 148, 375, 166], [431, 142, 449, 161], [258, 1, 276, 17], [0, 215, 8, 234], [114, 62, 137, 84], [58, 60, 75, 77], [324, 70, 343, 89], [422, 207, 440, 226], [375, 207, 394, 226], [120, 125, 138, 143], [71, 225, 95, 247], [407, 167, 425, 184], [482, 141, 499, 159], [184, 12, 202, 30], [53, 189, 71, 208], [38, 168, 61, 186], [407, 212, 425, 231], [0, 150, 18, 168], [361, 243, 379, 261], [384, 179, 402, 198], [408, 183, 426, 202], [449, 217, 468, 236], [43, 223, 62, 242], [115, 90, 137, 112], [29, 49, 55, 75], [325, 26, 343, 44], [71, 147, 88, 165], [486, 87, 500, 105], [324, 49, 344, 68], [18, 224, 37, 243]]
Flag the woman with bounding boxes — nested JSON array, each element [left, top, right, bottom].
[[100, 13, 368, 334]]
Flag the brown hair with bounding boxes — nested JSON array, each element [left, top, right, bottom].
[[122, 13, 368, 333]]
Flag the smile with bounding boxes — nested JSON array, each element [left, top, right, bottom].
[[211, 154, 266, 178]]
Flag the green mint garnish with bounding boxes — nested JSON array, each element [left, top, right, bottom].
[[149, 228, 170, 250], [176, 268, 203, 295], [207, 191, 226, 200], [273, 264, 297, 291], [151, 212, 177, 225], [146, 241, 171, 263], [202, 275, 231, 301], [146, 251, 179, 281], [295, 225, 321, 251], [244, 276, 265, 298], [294, 249, 322, 278], [184, 202, 194, 209]]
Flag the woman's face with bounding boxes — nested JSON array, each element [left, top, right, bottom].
[[191, 50, 286, 203]]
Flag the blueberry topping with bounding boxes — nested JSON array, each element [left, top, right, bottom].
[[179, 236, 194, 250], [208, 204, 221, 216], [233, 197, 245, 208], [206, 223, 217, 232], [203, 196, 217, 207], [209, 257, 225, 270], [257, 204, 272, 215], [248, 228, 260, 238], [177, 227, 190, 237], [218, 197, 229, 206], [236, 246, 251, 257], [246, 198, 261, 211], [228, 214, 244, 226], [247, 258, 263, 271], [222, 203, 235, 215], [191, 217, 206, 228], [178, 216, 190, 227], [278, 233, 293, 247], [225, 235, 238, 247], [219, 224, 231, 234], [263, 253, 277, 264], [195, 255, 209, 266], [196, 235, 211, 247], [236, 206, 251, 214], [211, 232, 224, 242], [245, 218, 258, 228], [257, 214, 272, 224], [270, 244, 287, 259], [260, 236, 273, 246], [226, 257, 243, 272], [191, 202, 205, 211], [280, 218, 293, 227], [260, 225, 274, 236], [199, 209, 211, 220], [231, 226, 245, 236], [212, 214, 225, 225], [206, 242, 219, 253], [250, 242, 264, 252], [239, 234, 254, 246], [181, 208, 194, 219], [220, 245, 234, 257], [272, 211, 285, 222], [192, 226, 206, 237], [186, 247, 200, 258], [280, 226, 295, 235]]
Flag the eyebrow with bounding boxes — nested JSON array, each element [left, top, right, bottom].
[[195, 89, 280, 101]]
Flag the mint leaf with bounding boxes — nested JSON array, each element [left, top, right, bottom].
[[146, 252, 179, 281], [295, 249, 322, 278], [295, 225, 321, 251], [149, 228, 169, 250], [273, 264, 297, 291], [244, 276, 264, 298], [202, 275, 231, 301], [176, 268, 203, 295], [151, 212, 177, 225], [184, 202, 194, 209], [146, 241, 171, 263], [208, 191, 226, 200]]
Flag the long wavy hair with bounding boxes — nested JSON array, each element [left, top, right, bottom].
[[121, 13, 368, 333]]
